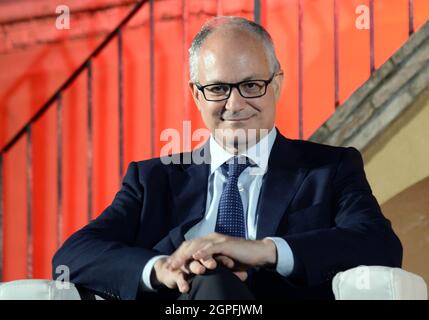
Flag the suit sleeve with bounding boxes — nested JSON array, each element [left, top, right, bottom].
[[52, 162, 159, 300], [283, 147, 403, 287]]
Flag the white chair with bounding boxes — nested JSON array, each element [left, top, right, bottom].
[[332, 266, 427, 300], [0, 266, 427, 300], [0, 279, 82, 300]]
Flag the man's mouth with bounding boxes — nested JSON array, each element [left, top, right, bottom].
[[222, 114, 255, 122]]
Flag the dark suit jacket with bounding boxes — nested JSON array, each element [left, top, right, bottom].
[[52, 130, 402, 300]]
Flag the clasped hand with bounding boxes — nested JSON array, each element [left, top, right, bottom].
[[152, 232, 277, 293]]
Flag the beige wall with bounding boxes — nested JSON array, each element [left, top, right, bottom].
[[362, 88, 429, 294], [363, 89, 429, 205], [380, 177, 429, 295]]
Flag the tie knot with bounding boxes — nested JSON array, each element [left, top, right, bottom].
[[222, 157, 251, 179]]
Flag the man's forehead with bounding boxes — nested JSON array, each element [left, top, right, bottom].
[[198, 44, 270, 83], [199, 58, 271, 83]]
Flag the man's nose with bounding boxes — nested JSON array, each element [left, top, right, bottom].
[[224, 87, 247, 111]]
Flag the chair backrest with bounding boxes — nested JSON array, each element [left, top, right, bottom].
[[332, 266, 428, 300]]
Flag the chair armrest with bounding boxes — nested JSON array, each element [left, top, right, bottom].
[[332, 266, 428, 300], [0, 279, 82, 300]]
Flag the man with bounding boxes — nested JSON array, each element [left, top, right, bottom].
[[52, 16, 402, 300]]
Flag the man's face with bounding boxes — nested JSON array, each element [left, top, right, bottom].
[[190, 27, 283, 150]]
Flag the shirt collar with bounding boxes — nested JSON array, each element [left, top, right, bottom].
[[209, 127, 277, 175]]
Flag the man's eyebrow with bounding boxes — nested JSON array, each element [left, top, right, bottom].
[[205, 75, 264, 84]]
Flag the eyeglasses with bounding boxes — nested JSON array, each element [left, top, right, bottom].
[[194, 73, 277, 102]]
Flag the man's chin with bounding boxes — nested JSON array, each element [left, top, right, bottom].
[[214, 127, 260, 151]]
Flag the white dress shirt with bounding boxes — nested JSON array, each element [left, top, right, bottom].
[[141, 127, 295, 291]]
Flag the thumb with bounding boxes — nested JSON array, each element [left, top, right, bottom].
[[233, 271, 248, 282]]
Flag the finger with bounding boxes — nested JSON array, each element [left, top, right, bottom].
[[176, 273, 190, 293], [188, 260, 206, 275], [180, 263, 191, 275], [171, 234, 227, 269], [166, 255, 184, 270], [233, 271, 248, 282], [166, 243, 191, 270], [193, 242, 224, 260], [168, 240, 205, 270], [197, 256, 217, 270], [169, 234, 227, 270], [215, 255, 235, 269]]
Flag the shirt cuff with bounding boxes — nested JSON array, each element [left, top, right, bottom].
[[141, 255, 169, 292], [265, 237, 295, 277]]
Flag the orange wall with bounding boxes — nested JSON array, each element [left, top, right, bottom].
[[1, 0, 428, 280]]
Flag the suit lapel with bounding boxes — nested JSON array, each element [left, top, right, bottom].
[[256, 133, 309, 239], [167, 145, 211, 249]]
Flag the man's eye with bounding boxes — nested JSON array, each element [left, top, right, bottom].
[[207, 85, 228, 94], [243, 82, 262, 90]]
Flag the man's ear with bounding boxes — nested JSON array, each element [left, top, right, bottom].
[[189, 81, 202, 111], [272, 71, 284, 101]]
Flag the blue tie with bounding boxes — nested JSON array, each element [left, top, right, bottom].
[[215, 157, 251, 238]]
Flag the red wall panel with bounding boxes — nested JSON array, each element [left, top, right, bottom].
[[266, 0, 300, 138], [61, 74, 89, 242], [374, 0, 409, 69], [32, 106, 58, 278], [92, 38, 120, 219], [302, 0, 336, 138], [122, 15, 153, 164], [338, 0, 370, 104], [3, 138, 28, 279], [415, 0, 429, 31]]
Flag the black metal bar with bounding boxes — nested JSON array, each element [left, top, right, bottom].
[[87, 62, 93, 223], [254, 0, 261, 24], [408, 0, 414, 36], [118, 29, 124, 181], [334, 0, 340, 108], [56, 94, 63, 248], [298, 0, 304, 139], [149, 0, 156, 157], [0, 0, 149, 154], [0, 153, 3, 281], [26, 126, 33, 278], [370, 0, 375, 74]]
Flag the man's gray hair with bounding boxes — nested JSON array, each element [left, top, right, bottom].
[[188, 16, 281, 83]]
